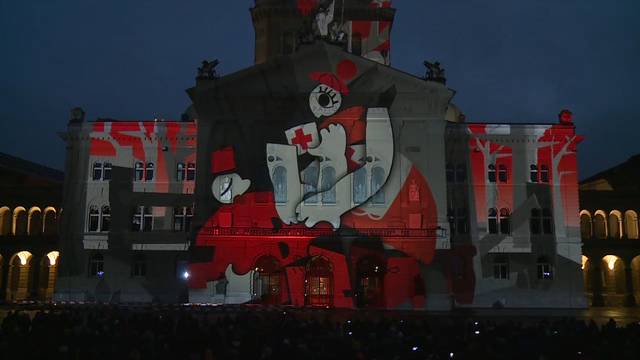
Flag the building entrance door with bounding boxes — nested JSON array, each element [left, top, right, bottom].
[[305, 256, 333, 307], [254, 256, 282, 305]]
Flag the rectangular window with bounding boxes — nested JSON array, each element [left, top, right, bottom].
[[493, 259, 509, 279], [132, 207, 143, 232], [498, 165, 508, 183], [488, 165, 496, 183], [173, 207, 184, 232], [101, 206, 111, 232], [186, 163, 196, 181], [103, 163, 112, 181], [488, 209, 498, 234], [537, 263, 553, 279], [540, 165, 549, 183], [92, 162, 103, 181], [143, 207, 153, 231], [530, 165, 538, 183]]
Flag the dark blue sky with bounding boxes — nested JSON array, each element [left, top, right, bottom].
[[1, 0, 638, 179]]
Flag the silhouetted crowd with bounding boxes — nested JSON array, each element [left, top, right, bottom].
[[1, 305, 640, 359]]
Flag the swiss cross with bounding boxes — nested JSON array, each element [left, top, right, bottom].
[[291, 128, 314, 151]]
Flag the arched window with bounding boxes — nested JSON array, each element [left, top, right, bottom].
[[92, 162, 103, 181], [132, 254, 147, 277], [608, 211, 622, 239], [530, 164, 538, 183], [540, 165, 549, 183], [530, 208, 542, 235], [89, 253, 104, 277], [352, 166, 367, 204], [13, 207, 27, 235], [542, 208, 553, 234], [625, 210, 639, 239], [488, 164, 496, 183], [493, 256, 509, 279], [186, 163, 196, 181], [101, 206, 111, 232], [445, 163, 454, 183], [536, 256, 553, 280], [303, 163, 319, 204], [594, 211, 607, 239], [455, 164, 466, 183], [145, 162, 154, 181], [321, 167, 336, 204], [134, 162, 144, 181], [499, 208, 511, 235], [580, 211, 592, 239], [43, 207, 57, 235], [498, 164, 507, 183], [0, 207, 11, 235], [88, 205, 100, 232], [28, 207, 42, 235], [103, 162, 112, 180], [176, 163, 186, 181], [273, 166, 287, 204], [371, 167, 385, 205], [488, 208, 498, 234]]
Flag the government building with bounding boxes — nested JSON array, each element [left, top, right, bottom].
[[54, 0, 587, 309]]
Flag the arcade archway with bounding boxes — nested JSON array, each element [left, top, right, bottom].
[[254, 255, 282, 305], [38, 251, 59, 301], [305, 256, 333, 307], [356, 256, 385, 308], [6, 251, 33, 302]]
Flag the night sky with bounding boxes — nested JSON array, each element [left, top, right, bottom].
[[1, 0, 638, 179]]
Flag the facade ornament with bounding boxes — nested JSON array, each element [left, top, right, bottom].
[[197, 59, 220, 80], [424, 60, 446, 84]]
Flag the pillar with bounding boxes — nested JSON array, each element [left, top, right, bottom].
[[589, 262, 604, 307], [623, 258, 636, 307]]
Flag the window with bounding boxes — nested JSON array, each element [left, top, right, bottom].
[[542, 208, 553, 234], [455, 164, 466, 183], [446, 164, 454, 183], [580, 212, 592, 239], [530, 165, 538, 183], [220, 176, 232, 203], [88, 205, 100, 232], [303, 164, 319, 204], [488, 164, 496, 183], [530, 208, 542, 235], [625, 210, 639, 239], [493, 257, 509, 279], [488, 208, 498, 234], [273, 166, 287, 204], [371, 167, 385, 205], [594, 212, 607, 239], [500, 208, 511, 235], [173, 206, 193, 232], [176, 163, 186, 181], [101, 205, 111, 232], [145, 162, 154, 181], [352, 166, 367, 204], [536, 257, 553, 280], [92, 162, 103, 181], [132, 254, 147, 277], [186, 163, 196, 181], [132, 206, 153, 232], [498, 165, 507, 183], [134, 162, 144, 181], [143, 207, 153, 231], [321, 167, 336, 204], [89, 253, 104, 277], [540, 165, 549, 183], [457, 208, 468, 234], [608, 211, 622, 239]]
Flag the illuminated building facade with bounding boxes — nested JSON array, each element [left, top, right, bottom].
[[56, 0, 586, 308], [0, 152, 62, 302], [580, 155, 640, 307]]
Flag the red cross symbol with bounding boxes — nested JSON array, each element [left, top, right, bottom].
[[291, 128, 314, 151]]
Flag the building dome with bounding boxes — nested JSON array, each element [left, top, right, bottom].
[[445, 103, 465, 123]]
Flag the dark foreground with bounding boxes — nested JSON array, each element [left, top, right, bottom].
[[1, 305, 640, 359]]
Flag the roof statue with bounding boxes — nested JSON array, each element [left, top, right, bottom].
[[197, 59, 220, 80], [424, 60, 446, 84]]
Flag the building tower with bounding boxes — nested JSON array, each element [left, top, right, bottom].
[[251, 0, 395, 65]]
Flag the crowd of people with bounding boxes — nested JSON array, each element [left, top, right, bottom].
[[1, 305, 639, 359]]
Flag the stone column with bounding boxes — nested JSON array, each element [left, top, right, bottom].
[[589, 261, 604, 307], [623, 258, 636, 307]]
